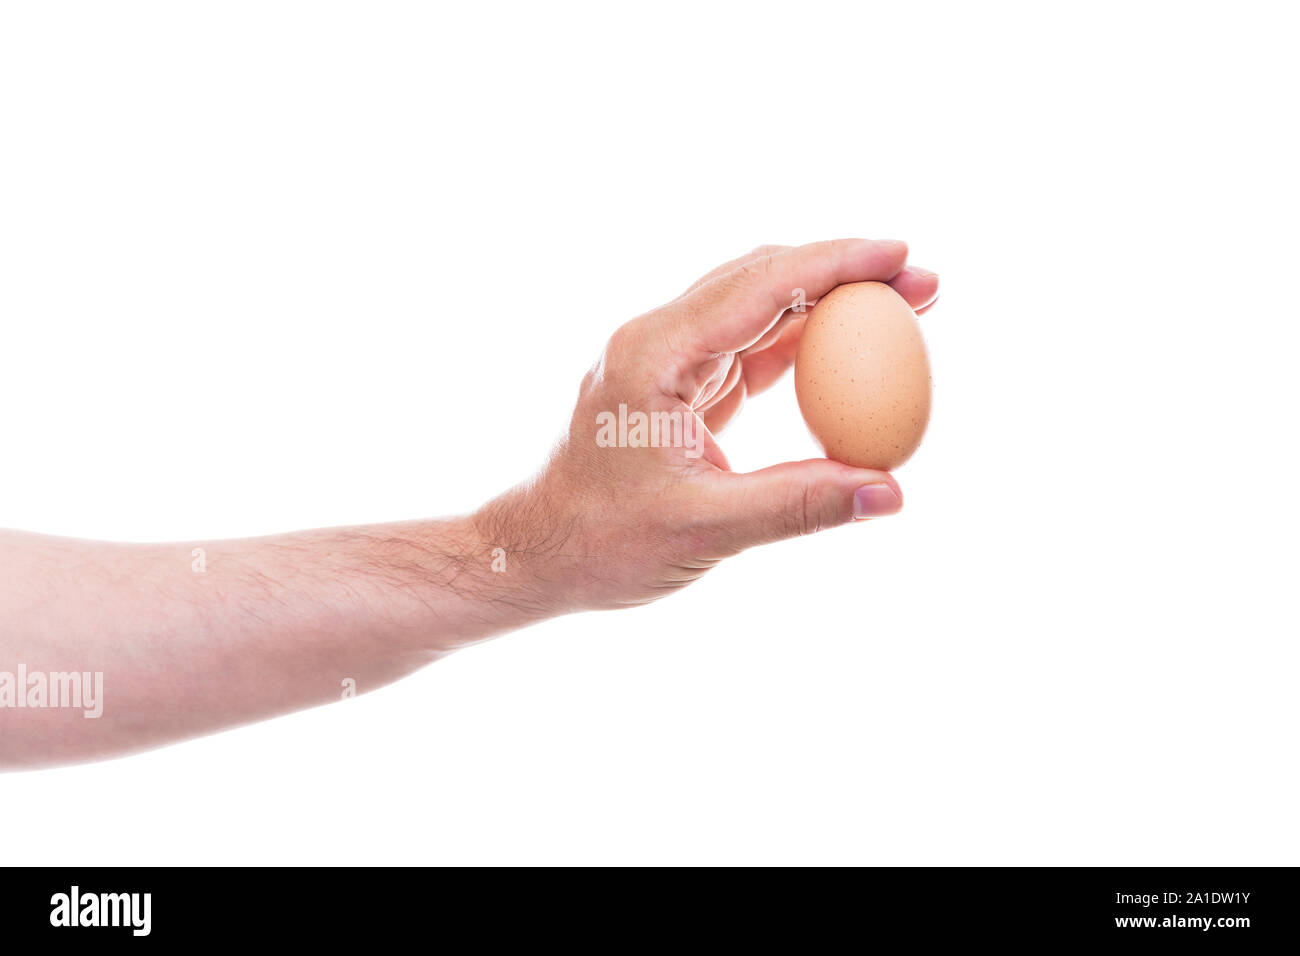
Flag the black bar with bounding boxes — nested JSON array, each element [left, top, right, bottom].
[[3, 866, 1296, 946]]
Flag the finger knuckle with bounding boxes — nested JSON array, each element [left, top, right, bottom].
[[579, 360, 603, 395], [782, 480, 823, 538], [604, 321, 641, 366], [740, 254, 776, 285]]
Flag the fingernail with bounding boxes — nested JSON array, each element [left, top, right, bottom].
[[853, 483, 902, 519], [907, 265, 938, 278], [879, 239, 907, 250]]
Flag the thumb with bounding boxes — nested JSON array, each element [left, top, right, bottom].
[[707, 458, 903, 552]]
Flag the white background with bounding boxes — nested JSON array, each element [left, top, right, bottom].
[[2, 1, 1297, 865]]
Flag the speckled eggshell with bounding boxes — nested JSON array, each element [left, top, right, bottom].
[[794, 281, 931, 471]]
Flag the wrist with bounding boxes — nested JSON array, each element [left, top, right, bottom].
[[470, 478, 589, 620], [311, 512, 561, 656]]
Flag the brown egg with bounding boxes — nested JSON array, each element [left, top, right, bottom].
[[794, 281, 931, 471]]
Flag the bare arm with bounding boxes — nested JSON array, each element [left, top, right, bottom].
[[0, 239, 939, 770], [0, 518, 556, 769]]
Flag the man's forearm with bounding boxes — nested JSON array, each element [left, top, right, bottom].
[[1, 240, 933, 772], [0, 514, 553, 770]]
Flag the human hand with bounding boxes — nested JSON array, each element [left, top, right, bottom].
[[476, 239, 940, 613], [0, 240, 940, 767]]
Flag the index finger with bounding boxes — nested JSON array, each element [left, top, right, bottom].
[[675, 243, 793, 300], [672, 238, 909, 355]]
